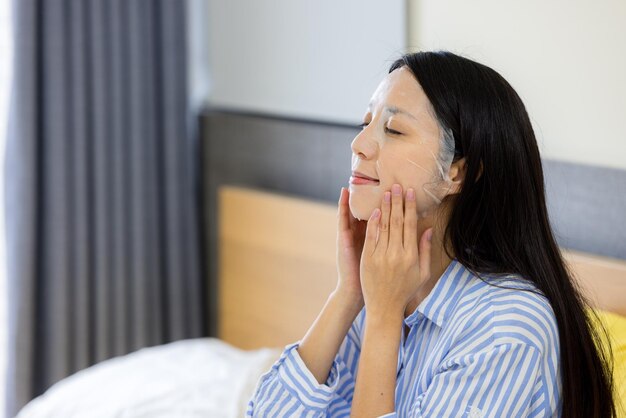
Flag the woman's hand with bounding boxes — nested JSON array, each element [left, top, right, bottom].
[[335, 187, 367, 307], [360, 183, 433, 318]]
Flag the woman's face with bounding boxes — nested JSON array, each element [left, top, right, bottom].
[[349, 66, 451, 221]]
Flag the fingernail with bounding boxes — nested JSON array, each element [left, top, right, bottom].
[[373, 208, 381, 218], [392, 184, 401, 195], [407, 188, 415, 200], [384, 191, 391, 203], [427, 229, 433, 242]]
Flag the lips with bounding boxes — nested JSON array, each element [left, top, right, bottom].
[[350, 176, 379, 185], [352, 171, 379, 181], [350, 170, 380, 186]]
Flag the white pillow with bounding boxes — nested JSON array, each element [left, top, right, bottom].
[[16, 338, 282, 418]]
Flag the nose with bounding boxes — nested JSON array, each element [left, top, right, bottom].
[[351, 127, 379, 161]]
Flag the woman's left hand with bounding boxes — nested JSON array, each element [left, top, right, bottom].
[[360, 183, 433, 318]]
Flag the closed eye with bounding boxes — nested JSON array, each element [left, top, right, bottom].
[[385, 127, 402, 135], [357, 122, 402, 136]]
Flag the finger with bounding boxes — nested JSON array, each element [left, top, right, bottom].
[[337, 187, 350, 232], [419, 228, 433, 281], [363, 208, 381, 256], [389, 184, 404, 252], [378, 190, 391, 250], [344, 189, 366, 236], [349, 212, 366, 232], [403, 188, 418, 250], [346, 188, 359, 229]]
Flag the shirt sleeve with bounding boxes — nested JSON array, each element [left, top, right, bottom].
[[407, 342, 542, 418], [246, 306, 366, 417]]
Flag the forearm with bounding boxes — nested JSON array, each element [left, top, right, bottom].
[[351, 310, 403, 418], [297, 289, 364, 384]]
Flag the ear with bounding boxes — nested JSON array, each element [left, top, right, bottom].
[[444, 157, 484, 197], [444, 157, 468, 196]]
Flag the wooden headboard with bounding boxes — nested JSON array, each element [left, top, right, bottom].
[[217, 185, 626, 350], [217, 186, 338, 350]]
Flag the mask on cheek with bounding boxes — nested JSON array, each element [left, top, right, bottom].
[[414, 124, 456, 216], [377, 124, 456, 218], [349, 111, 456, 221]]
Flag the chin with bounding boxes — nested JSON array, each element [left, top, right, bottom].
[[348, 189, 379, 221]]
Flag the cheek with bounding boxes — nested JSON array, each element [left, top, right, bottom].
[[379, 149, 436, 188], [379, 149, 441, 212], [349, 143, 443, 219]]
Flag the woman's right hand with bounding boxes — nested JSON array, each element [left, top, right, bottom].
[[335, 187, 367, 308]]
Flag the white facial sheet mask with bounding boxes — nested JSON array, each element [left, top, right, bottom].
[[353, 111, 456, 219]]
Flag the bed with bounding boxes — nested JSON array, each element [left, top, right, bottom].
[[15, 185, 626, 417]]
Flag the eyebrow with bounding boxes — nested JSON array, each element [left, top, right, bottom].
[[367, 102, 418, 121]]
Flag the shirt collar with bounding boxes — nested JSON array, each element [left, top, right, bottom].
[[403, 258, 469, 328]]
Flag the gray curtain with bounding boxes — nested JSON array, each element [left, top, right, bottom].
[[4, 1, 204, 416]]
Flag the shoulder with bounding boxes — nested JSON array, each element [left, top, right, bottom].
[[488, 275, 559, 352], [447, 269, 559, 355]]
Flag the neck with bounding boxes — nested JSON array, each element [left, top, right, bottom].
[[403, 216, 454, 319]]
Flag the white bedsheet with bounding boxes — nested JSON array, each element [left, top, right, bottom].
[[16, 338, 282, 418]]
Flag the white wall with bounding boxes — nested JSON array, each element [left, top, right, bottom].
[[205, 0, 406, 125], [408, 0, 626, 170]]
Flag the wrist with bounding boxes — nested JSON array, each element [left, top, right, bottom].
[[329, 288, 364, 315], [365, 307, 405, 328]]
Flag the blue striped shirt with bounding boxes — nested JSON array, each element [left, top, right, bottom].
[[246, 258, 562, 417]]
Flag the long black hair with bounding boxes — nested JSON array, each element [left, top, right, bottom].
[[389, 51, 616, 417]]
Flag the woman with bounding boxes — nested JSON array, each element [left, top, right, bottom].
[[246, 51, 616, 417]]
